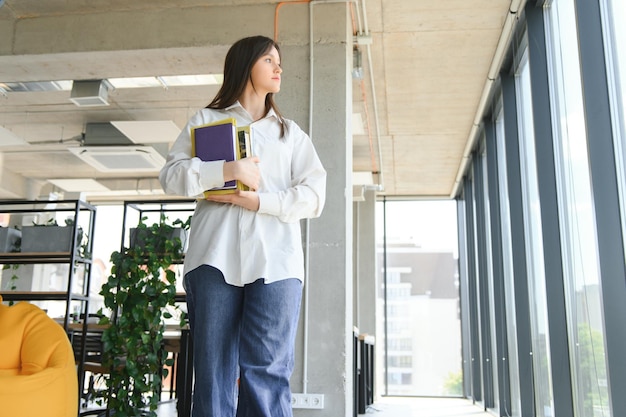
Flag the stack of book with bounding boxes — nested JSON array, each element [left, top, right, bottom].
[[191, 118, 252, 196]]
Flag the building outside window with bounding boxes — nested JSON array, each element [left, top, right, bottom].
[[376, 200, 461, 397]]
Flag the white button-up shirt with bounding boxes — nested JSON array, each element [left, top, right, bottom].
[[159, 102, 327, 286]]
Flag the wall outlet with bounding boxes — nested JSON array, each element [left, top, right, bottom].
[[291, 393, 325, 409]]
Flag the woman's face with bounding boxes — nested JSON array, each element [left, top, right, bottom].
[[249, 46, 282, 95]]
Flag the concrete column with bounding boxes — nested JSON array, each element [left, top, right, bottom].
[[277, 3, 353, 416], [354, 188, 378, 336]]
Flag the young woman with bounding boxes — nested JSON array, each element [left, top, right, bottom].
[[159, 35, 327, 417]]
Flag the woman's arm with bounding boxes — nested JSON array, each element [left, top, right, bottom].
[[256, 122, 327, 223]]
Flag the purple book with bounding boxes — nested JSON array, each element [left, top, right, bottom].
[[192, 118, 238, 191]]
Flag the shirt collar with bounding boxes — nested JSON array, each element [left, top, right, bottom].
[[226, 101, 282, 123]]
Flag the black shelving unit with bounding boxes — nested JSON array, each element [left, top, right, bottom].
[[0, 199, 96, 324], [0, 199, 97, 402]]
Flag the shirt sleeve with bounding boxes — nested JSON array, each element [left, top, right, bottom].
[[159, 111, 227, 197], [257, 121, 327, 223]]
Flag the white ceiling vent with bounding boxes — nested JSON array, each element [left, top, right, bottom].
[[68, 146, 165, 172], [69, 80, 111, 107]]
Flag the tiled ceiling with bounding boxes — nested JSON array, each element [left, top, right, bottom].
[[0, 0, 519, 202]]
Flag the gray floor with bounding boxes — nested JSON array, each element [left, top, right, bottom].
[[155, 397, 494, 417], [361, 397, 493, 417]]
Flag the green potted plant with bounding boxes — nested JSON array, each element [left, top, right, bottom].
[[1, 263, 21, 307], [1, 263, 20, 292], [129, 221, 188, 254], [97, 214, 189, 416]]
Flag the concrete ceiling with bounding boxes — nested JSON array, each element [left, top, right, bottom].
[[0, 0, 518, 202]]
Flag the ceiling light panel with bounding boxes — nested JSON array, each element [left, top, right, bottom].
[[0, 80, 72, 92], [1, 74, 222, 94], [107, 77, 163, 89], [48, 178, 110, 192], [159, 74, 223, 86], [107, 74, 223, 89]]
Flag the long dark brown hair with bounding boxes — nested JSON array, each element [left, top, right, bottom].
[[207, 35, 286, 135]]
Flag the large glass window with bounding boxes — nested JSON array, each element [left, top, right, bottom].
[[515, 47, 554, 417], [480, 147, 499, 412], [495, 106, 522, 416], [545, 1, 610, 415], [376, 200, 461, 396]]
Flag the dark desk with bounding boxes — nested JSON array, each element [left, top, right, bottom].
[[173, 328, 193, 417], [173, 292, 193, 417], [357, 334, 375, 414], [68, 322, 193, 417]]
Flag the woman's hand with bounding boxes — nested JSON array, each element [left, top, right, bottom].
[[210, 156, 261, 210], [223, 156, 260, 190], [205, 190, 260, 211]]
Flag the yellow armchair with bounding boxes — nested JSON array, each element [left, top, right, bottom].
[[0, 295, 78, 417]]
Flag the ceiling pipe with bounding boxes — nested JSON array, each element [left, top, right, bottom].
[[449, 0, 526, 198], [347, 0, 384, 191], [359, 0, 384, 191]]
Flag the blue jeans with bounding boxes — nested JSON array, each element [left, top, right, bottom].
[[184, 265, 303, 417]]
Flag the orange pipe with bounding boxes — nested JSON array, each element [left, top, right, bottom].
[[349, 1, 357, 35], [274, 0, 378, 174], [274, 0, 312, 41]]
